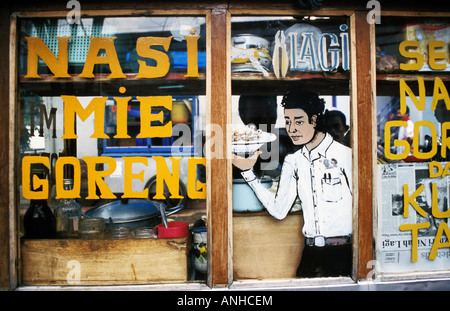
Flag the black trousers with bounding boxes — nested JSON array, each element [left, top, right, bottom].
[[296, 243, 352, 278]]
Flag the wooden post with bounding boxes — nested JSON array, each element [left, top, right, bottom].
[[350, 11, 375, 280], [0, 9, 13, 290], [206, 8, 232, 287]]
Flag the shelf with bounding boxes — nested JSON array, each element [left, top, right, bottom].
[[376, 72, 450, 81], [19, 72, 206, 96], [20, 71, 449, 97], [231, 71, 350, 96], [376, 72, 450, 96]]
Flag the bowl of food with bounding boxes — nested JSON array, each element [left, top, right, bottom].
[[231, 125, 276, 156]]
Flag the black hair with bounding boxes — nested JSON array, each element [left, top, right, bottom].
[[325, 110, 346, 125], [281, 91, 326, 131], [238, 95, 277, 128]]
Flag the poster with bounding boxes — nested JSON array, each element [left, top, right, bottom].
[[377, 163, 450, 273]]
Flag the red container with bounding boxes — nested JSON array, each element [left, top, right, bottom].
[[155, 221, 189, 238]]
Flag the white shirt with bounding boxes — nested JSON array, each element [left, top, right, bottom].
[[241, 133, 352, 238]]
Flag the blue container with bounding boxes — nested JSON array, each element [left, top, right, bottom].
[[232, 178, 273, 212]]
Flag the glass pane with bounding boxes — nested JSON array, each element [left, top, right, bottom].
[[376, 17, 450, 274], [18, 16, 207, 285], [231, 16, 353, 280]]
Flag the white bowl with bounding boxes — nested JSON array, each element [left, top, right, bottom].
[[232, 131, 276, 156]]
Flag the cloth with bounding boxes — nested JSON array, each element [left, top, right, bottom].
[[241, 133, 352, 238]]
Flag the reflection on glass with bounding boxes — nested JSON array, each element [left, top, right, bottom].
[[375, 17, 450, 274]]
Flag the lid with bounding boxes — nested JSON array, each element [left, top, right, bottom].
[[193, 226, 207, 233], [84, 199, 164, 224]]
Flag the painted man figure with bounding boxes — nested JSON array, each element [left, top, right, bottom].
[[233, 91, 353, 277]]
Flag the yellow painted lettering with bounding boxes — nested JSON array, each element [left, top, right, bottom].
[[25, 37, 71, 78], [403, 183, 427, 218], [153, 156, 184, 200], [442, 122, 450, 159], [430, 182, 450, 218], [429, 161, 443, 178], [443, 162, 450, 178], [184, 35, 200, 78], [82, 156, 117, 199], [384, 121, 410, 160], [399, 222, 430, 262], [113, 96, 132, 139], [429, 41, 447, 70], [79, 37, 125, 78], [399, 77, 426, 113], [135, 36, 172, 78], [413, 121, 436, 159], [399, 40, 424, 71], [429, 222, 450, 260], [137, 96, 172, 138], [55, 156, 81, 199], [122, 157, 149, 199], [22, 156, 50, 200], [61, 95, 108, 139], [431, 77, 450, 111], [187, 157, 206, 199]]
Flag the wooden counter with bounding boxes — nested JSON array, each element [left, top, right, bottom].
[[233, 211, 305, 280], [21, 237, 188, 286]]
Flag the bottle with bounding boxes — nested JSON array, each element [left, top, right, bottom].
[[23, 169, 56, 239], [54, 179, 82, 238]]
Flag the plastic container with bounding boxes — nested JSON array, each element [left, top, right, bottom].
[[232, 178, 273, 212], [155, 221, 189, 238]]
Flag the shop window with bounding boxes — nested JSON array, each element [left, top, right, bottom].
[[17, 16, 208, 285], [375, 16, 450, 274], [229, 16, 353, 280]]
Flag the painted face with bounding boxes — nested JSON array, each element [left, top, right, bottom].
[[284, 108, 316, 145]]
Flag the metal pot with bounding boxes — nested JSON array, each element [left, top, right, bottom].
[[83, 198, 183, 231]]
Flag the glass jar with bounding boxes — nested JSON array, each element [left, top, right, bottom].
[[79, 217, 105, 240], [54, 179, 82, 238], [134, 227, 156, 239], [112, 227, 132, 239]]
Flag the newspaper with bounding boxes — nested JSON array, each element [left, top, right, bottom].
[[377, 162, 450, 273]]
